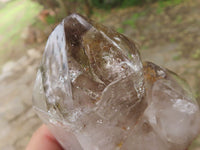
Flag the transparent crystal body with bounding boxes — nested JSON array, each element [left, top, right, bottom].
[[33, 14, 200, 150]]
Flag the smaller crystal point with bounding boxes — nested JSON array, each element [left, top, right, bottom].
[[33, 13, 200, 150], [131, 61, 200, 150]]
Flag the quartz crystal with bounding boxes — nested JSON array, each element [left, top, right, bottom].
[[33, 13, 200, 150]]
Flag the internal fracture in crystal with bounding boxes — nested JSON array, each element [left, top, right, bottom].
[[33, 13, 200, 150]]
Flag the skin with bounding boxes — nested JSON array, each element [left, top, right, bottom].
[[26, 125, 63, 150]]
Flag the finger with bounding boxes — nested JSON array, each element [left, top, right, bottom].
[[26, 124, 63, 150]]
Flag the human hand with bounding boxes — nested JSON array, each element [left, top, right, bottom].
[[26, 124, 63, 150]]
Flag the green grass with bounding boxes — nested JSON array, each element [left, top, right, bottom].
[[175, 15, 183, 24], [0, 0, 42, 50], [156, 0, 184, 14], [92, 10, 110, 23], [46, 15, 57, 24], [173, 51, 182, 60], [191, 49, 200, 59], [116, 27, 124, 33], [170, 37, 176, 43], [123, 12, 146, 28]]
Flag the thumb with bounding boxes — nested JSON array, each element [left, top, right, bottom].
[[26, 124, 63, 150]]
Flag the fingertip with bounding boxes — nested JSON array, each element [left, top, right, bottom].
[[26, 124, 63, 150]]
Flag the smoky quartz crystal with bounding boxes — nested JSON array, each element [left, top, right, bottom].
[[33, 13, 200, 150]]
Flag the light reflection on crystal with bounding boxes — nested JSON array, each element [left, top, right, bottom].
[[33, 13, 200, 150]]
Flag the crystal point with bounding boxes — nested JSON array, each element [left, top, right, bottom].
[[33, 13, 200, 150]]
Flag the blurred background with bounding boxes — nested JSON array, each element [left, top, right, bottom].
[[0, 0, 200, 149]]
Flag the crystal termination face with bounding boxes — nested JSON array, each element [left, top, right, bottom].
[[33, 13, 200, 150]]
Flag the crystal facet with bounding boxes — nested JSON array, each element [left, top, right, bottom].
[[33, 14, 200, 150]]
